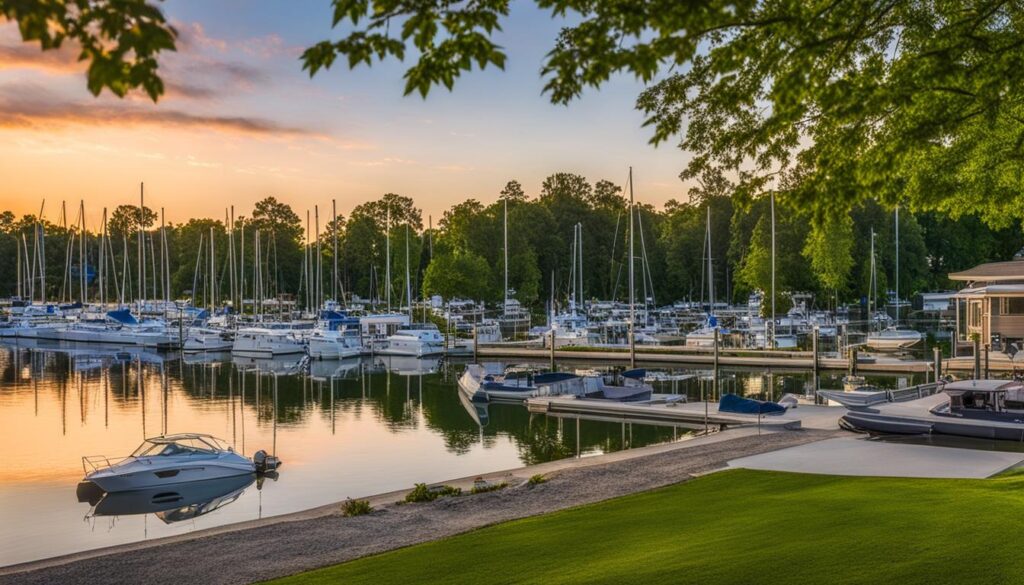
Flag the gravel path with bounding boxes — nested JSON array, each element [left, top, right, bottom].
[[0, 429, 836, 585]]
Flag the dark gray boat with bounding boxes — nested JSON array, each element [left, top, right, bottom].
[[822, 380, 1024, 441]]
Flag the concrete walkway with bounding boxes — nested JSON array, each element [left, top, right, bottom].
[[729, 437, 1024, 478]]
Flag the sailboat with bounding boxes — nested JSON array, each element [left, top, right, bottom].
[[757, 193, 797, 349], [496, 197, 530, 338], [686, 207, 727, 347], [866, 206, 922, 349]]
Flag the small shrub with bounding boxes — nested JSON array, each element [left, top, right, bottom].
[[527, 474, 547, 486], [470, 481, 508, 495], [341, 498, 373, 516], [404, 483, 461, 503]]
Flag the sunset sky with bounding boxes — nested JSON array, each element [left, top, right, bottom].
[[0, 1, 689, 227]]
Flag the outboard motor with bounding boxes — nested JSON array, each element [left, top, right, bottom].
[[253, 450, 282, 473]]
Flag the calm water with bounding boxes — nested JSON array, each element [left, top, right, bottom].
[[0, 341, 920, 566]]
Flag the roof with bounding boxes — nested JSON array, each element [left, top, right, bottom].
[[953, 284, 1024, 298], [943, 380, 1024, 394], [949, 260, 1024, 282]]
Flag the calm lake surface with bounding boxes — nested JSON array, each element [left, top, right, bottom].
[[0, 341, 921, 566]]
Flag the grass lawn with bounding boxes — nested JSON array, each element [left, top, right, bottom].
[[269, 469, 1024, 585]]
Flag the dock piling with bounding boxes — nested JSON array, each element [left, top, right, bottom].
[[473, 325, 478, 362], [549, 330, 555, 371], [811, 326, 819, 399], [713, 328, 720, 402], [973, 338, 981, 379], [933, 346, 942, 381], [984, 344, 990, 379]]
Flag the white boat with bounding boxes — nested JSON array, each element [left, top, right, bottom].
[[866, 327, 922, 349], [307, 310, 363, 359], [183, 327, 233, 353], [58, 309, 180, 348], [82, 433, 277, 493], [380, 323, 445, 356], [231, 327, 305, 357]]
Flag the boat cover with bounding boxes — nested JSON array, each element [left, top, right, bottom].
[[718, 393, 787, 415], [622, 369, 646, 380], [107, 309, 140, 325]]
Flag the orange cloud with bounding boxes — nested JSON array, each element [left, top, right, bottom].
[[0, 82, 319, 137]]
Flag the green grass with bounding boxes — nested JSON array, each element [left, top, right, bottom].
[[269, 469, 1024, 585]]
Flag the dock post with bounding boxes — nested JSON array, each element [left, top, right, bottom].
[[811, 326, 819, 402], [713, 328, 720, 402], [984, 344, 990, 379], [933, 346, 942, 382], [973, 338, 981, 379], [849, 347, 858, 376], [549, 330, 555, 371], [629, 325, 636, 368], [473, 325, 478, 362]]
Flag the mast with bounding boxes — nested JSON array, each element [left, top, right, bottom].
[[240, 219, 245, 314], [315, 205, 321, 310], [37, 200, 45, 302], [895, 205, 900, 327], [770, 192, 776, 346], [578, 222, 583, 315], [503, 197, 508, 313], [628, 167, 635, 344], [305, 210, 311, 311], [870, 229, 876, 330], [161, 209, 167, 304], [332, 199, 338, 303], [405, 223, 412, 320], [706, 206, 714, 312], [100, 208, 107, 306], [138, 183, 145, 308], [210, 226, 216, 313], [386, 207, 391, 312], [78, 200, 85, 303], [192, 233, 204, 310]]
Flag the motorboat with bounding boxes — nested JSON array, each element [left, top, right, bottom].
[[232, 327, 305, 357], [579, 369, 655, 402], [865, 326, 922, 350], [459, 364, 584, 402], [823, 379, 1024, 440], [183, 327, 233, 353], [82, 433, 279, 492], [58, 309, 180, 349], [685, 315, 727, 347], [380, 323, 445, 357], [307, 310, 363, 359]]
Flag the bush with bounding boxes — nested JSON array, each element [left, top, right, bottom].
[[341, 498, 373, 516], [528, 474, 548, 486], [470, 481, 508, 495], [404, 483, 462, 503]]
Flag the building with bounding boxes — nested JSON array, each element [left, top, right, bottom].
[[950, 254, 1024, 353]]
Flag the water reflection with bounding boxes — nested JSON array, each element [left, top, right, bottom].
[[77, 474, 264, 524], [0, 340, 922, 566]]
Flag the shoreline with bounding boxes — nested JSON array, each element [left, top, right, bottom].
[[0, 425, 837, 585]]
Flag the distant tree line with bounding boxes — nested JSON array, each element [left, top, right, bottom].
[[1, 172, 1021, 312]]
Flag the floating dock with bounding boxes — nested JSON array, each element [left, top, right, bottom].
[[526, 395, 812, 429], [478, 345, 932, 374]]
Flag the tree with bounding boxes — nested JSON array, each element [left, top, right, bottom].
[[499, 180, 527, 202], [423, 251, 491, 301], [803, 212, 855, 296], [109, 204, 157, 240]]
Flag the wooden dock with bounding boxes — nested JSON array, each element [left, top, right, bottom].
[[526, 395, 807, 429], [477, 345, 932, 374]]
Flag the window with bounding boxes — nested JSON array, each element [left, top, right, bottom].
[[1002, 298, 1024, 315]]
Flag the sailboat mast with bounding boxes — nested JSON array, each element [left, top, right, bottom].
[[138, 183, 145, 308], [503, 197, 508, 312], [315, 205, 321, 310], [706, 206, 714, 310], [770, 193, 776, 346], [628, 167, 635, 336], [332, 199, 338, 303], [895, 206, 900, 326], [386, 207, 391, 312], [405, 223, 412, 320], [100, 208, 107, 306]]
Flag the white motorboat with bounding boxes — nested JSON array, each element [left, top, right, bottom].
[[307, 310, 363, 359], [380, 323, 445, 357], [82, 433, 278, 493], [58, 310, 180, 348], [866, 327, 922, 349], [231, 327, 305, 357], [183, 327, 233, 353]]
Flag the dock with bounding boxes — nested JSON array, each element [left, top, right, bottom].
[[526, 395, 836, 429], [478, 345, 933, 373]]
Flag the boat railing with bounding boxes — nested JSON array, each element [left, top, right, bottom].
[[888, 382, 944, 403], [81, 455, 130, 474]]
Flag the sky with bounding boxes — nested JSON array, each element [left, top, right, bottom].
[[0, 1, 690, 228]]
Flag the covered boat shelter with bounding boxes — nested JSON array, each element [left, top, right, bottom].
[[950, 255, 1024, 354]]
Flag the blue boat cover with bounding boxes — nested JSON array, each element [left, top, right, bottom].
[[622, 368, 646, 380], [718, 393, 787, 415], [107, 309, 140, 325], [533, 372, 579, 384]]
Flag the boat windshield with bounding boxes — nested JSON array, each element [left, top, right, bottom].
[[131, 436, 227, 457]]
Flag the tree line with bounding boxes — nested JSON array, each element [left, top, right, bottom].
[[1, 173, 1020, 313]]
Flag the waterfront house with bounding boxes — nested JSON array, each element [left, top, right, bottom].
[[950, 254, 1024, 353]]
